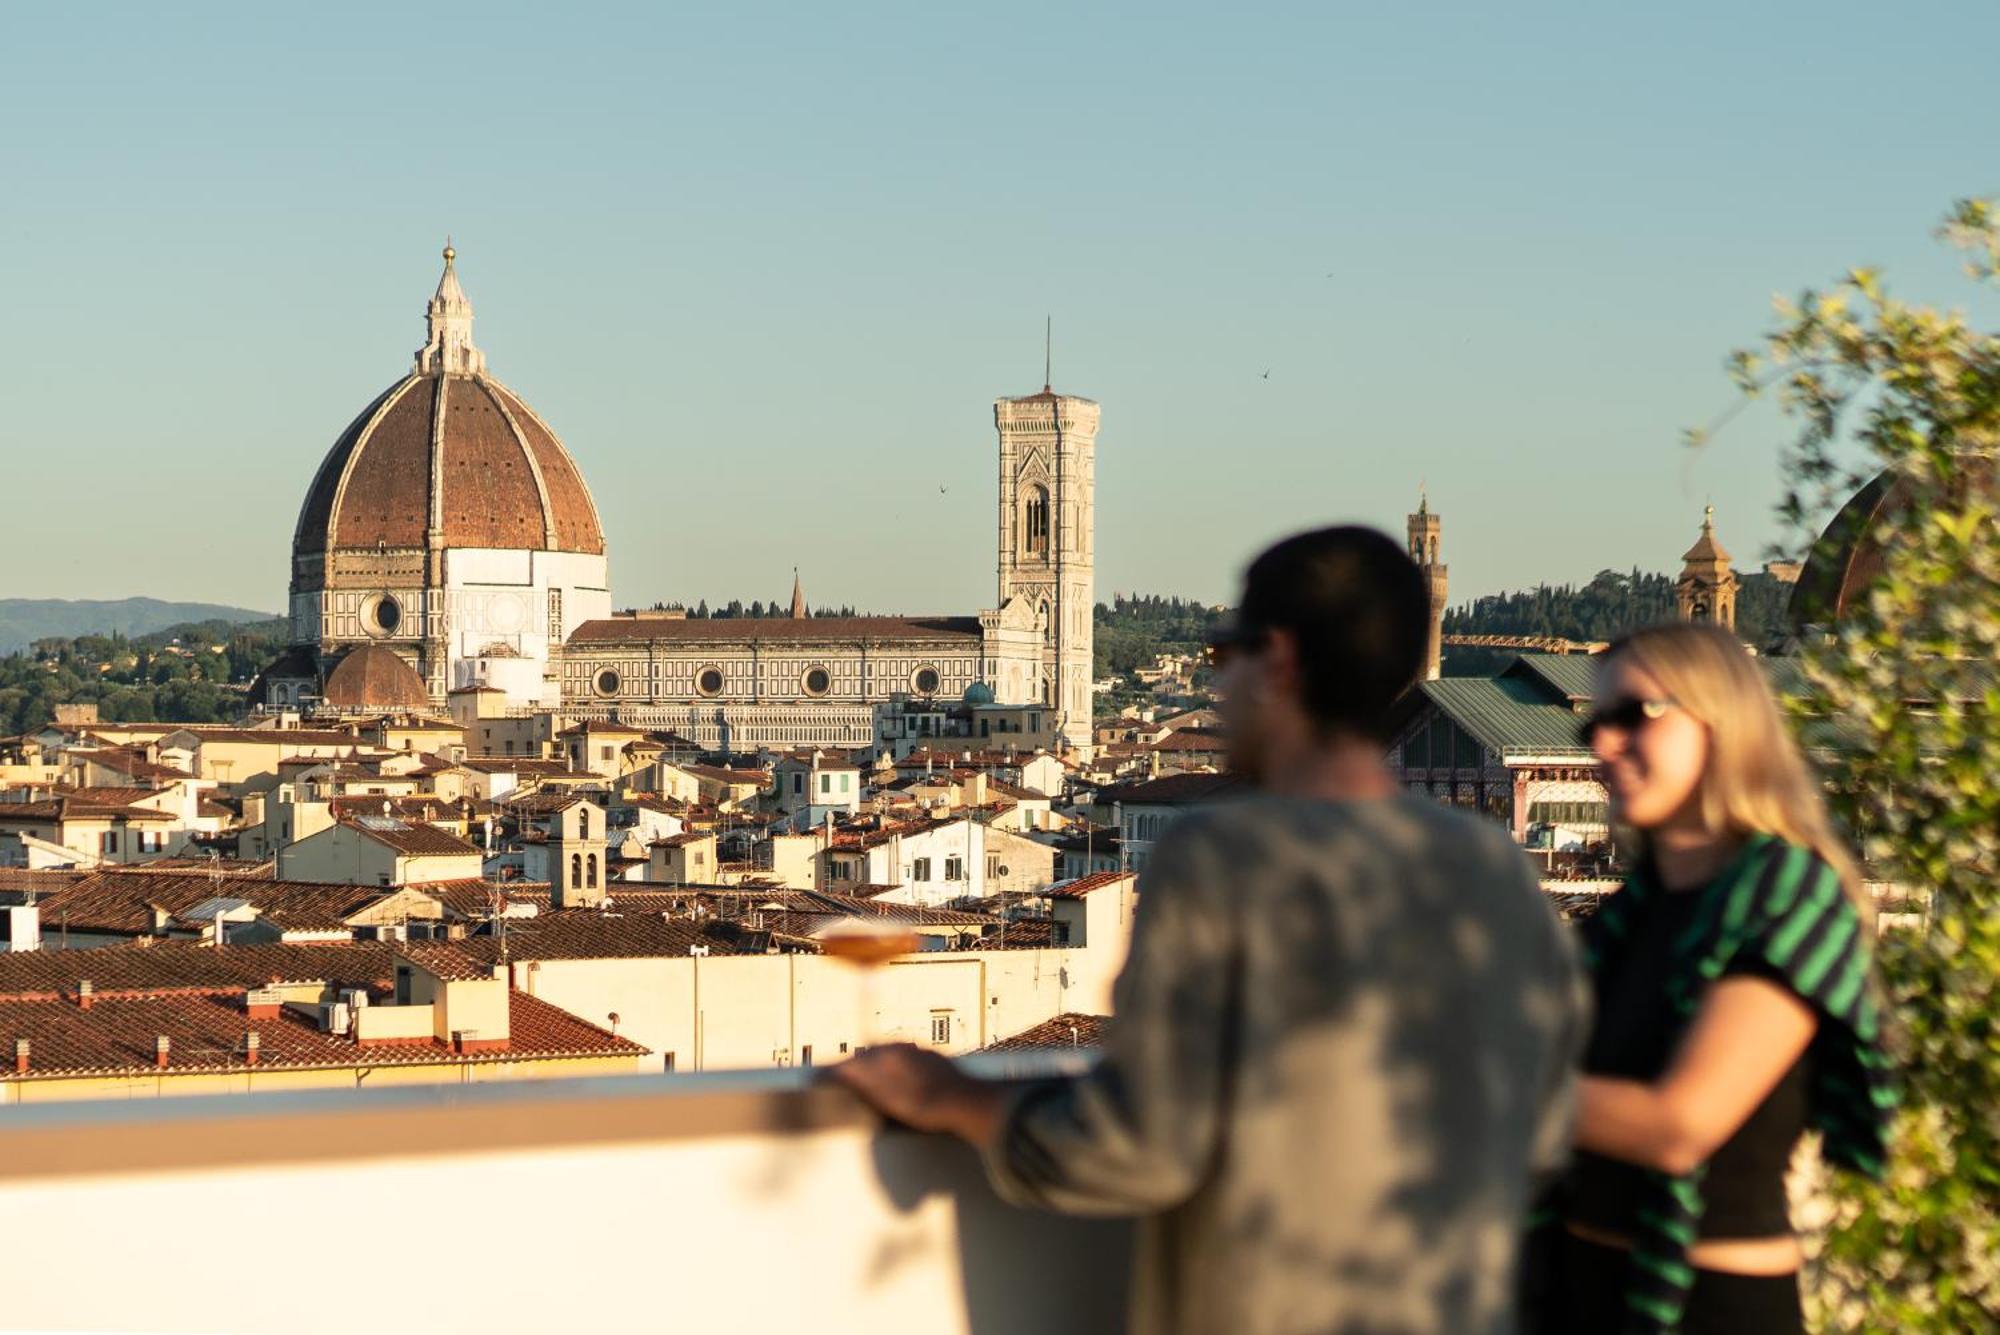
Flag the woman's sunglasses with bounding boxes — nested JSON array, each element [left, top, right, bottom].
[[1576, 696, 1677, 747]]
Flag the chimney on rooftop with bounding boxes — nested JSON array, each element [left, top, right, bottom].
[[244, 1031, 261, 1066], [14, 1038, 28, 1074], [244, 988, 282, 1020], [76, 979, 93, 1010], [155, 1035, 170, 1069]]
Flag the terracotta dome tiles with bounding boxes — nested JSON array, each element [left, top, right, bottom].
[[488, 381, 604, 554], [441, 379, 552, 550], [293, 373, 604, 559], [322, 645, 431, 711], [325, 379, 436, 550]]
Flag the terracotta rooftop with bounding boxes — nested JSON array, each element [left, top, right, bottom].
[[27, 871, 514, 939], [1098, 772, 1245, 806], [0, 940, 401, 998], [1150, 727, 1229, 753], [186, 728, 362, 747], [69, 747, 194, 781], [459, 757, 601, 780], [460, 913, 759, 962], [793, 890, 1000, 928], [394, 941, 493, 982], [648, 832, 714, 848], [980, 1012, 1107, 1052], [0, 797, 178, 824], [340, 817, 481, 858], [329, 796, 482, 824], [679, 764, 771, 786], [894, 748, 1059, 772], [0, 989, 641, 1080], [1045, 871, 1136, 899]]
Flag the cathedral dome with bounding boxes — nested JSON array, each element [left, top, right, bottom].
[[322, 644, 431, 711], [1790, 456, 1996, 628], [291, 246, 604, 570]]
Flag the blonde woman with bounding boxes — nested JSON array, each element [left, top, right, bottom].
[[1540, 623, 1895, 1334]]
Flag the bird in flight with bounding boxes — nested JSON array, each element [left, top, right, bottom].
[[938, 484, 949, 494], [1261, 369, 1271, 380]]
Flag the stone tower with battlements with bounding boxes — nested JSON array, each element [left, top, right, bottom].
[[995, 383, 1099, 760], [1407, 494, 1447, 681]]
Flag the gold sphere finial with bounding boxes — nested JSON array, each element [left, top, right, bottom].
[[443, 235, 456, 263]]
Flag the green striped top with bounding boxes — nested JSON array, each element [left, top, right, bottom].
[[1575, 835, 1897, 1334]]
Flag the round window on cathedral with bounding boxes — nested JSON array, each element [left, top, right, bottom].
[[594, 668, 622, 697], [802, 666, 831, 697], [696, 666, 725, 697], [913, 666, 941, 695], [362, 594, 403, 637]]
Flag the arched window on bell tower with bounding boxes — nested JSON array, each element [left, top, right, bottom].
[[1024, 486, 1050, 558]]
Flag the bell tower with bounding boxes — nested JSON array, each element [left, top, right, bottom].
[[995, 368, 1099, 761], [1676, 505, 1738, 630], [1407, 493, 1447, 680]]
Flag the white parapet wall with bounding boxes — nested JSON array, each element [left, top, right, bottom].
[[0, 1062, 1131, 1334]]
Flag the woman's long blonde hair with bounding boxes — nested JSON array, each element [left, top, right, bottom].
[[1603, 622, 1869, 915]]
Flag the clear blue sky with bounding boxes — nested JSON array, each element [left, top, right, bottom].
[[3, 2, 1995, 616]]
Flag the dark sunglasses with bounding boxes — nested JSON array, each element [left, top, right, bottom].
[[1576, 696, 1677, 747]]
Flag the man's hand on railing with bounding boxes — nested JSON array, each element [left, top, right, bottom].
[[828, 1044, 1009, 1149]]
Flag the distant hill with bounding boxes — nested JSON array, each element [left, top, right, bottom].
[[1440, 568, 1794, 674], [0, 598, 277, 655]]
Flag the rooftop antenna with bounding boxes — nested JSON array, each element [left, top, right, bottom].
[[1043, 316, 1052, 393]]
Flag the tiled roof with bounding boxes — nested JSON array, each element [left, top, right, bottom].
[[71, 748, 193, 781], [983, 777, 1047, 802], [0, 940, 401, 998], [568, 615, 984, 645], [341, 817, 481, 858], [461, 913, 757, 962], [423, 880, 549, 918], [0, 989, 641, 1080], [329, 796, 479, 823], [187, 728, 362, 747], [1045, 871, 1135, 899], [1150, 727, 1228, 753], [648, 832, 713, 848], [795, 890, 999, 927], [556, 719, 648, 737], [0, 869, 85, 897], [28, 871, 504, 937], [679, 765, 771, 786], [394, 941, 493, 982], [103, 857, 273, 876], [0, 795, 178, 824], [619, 795, 689, 815], [459, 758, 590, 777], [980, 1012, 1107, 1052], [501, 790, 593, 816], [895, 748, 1054, 772], [1098, 772, 1244, 806]]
